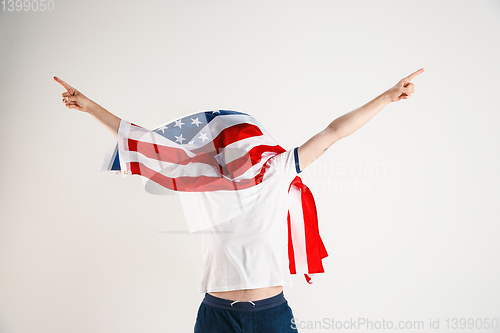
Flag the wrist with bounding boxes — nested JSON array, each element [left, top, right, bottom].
[[378, 91, 393, 104], [86, 100, 100, 116]]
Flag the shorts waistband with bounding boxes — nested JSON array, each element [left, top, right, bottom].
[[202, 291, 286, 312]]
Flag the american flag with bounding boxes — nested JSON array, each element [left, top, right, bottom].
[[100, 110, 328, 283]]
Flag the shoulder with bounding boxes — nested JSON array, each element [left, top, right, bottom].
[[266, 147, 301, 180], [266, 147, 302, 175]]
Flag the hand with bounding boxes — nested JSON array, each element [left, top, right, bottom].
[[53, 76, 94, 113], [385, 68, 425, 102]]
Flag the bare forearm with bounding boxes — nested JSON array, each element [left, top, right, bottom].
[[297, 92, 392, 171], [327, 92, 391, 141], [88, 102, 121, 137]]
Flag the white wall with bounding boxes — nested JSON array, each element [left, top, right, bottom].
[[1, 0, 499, 332]]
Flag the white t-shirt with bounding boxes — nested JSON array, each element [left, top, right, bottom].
[[198, 147, 302, 293], [99, 117, 307, 293]]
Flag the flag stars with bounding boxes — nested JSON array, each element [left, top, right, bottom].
[[212, 110, 220, 114], [175, 134, 186, 144], [157, 125, 168, 133], [198, 132, 209, 142], [191, 117, 202, 127], [174, 119, 185, 129]]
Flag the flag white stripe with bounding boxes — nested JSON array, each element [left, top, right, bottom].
[[288, 184, 309, 273]]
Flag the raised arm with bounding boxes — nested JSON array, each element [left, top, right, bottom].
[[297, 68, 425, 171], [54, 76, 121, 137]]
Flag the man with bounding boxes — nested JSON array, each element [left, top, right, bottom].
[[54, 67, 424, 332]]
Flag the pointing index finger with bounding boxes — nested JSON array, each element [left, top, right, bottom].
[[404, 68, 425, 83], [53, 76, 76, 94]]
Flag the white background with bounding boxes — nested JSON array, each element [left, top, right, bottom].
[[1, 0, 499, 332]]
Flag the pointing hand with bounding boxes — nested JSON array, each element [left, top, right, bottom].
[[53, 76, 94, 113], [386, 68, 425, 102]]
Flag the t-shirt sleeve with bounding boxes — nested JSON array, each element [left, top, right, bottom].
[[293, 147, 302, 174], [265, 147, 302, 183], [99, 119, 194, 184], [99, 119, 138, 175]]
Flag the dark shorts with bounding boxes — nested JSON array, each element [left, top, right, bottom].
[[194, 291, 298, 332]]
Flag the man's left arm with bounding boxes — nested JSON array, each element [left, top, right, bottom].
[[297, 68, 424, 171]]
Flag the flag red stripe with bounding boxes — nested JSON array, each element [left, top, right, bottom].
[[225, 145, 285, 178], [128, 139, 215, 165], [191, 123, 265, 155], [129, 160, 271, 192], [301, 181, 327, 273]]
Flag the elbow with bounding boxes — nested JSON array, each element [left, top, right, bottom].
[[325, 126, 341, 144]]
